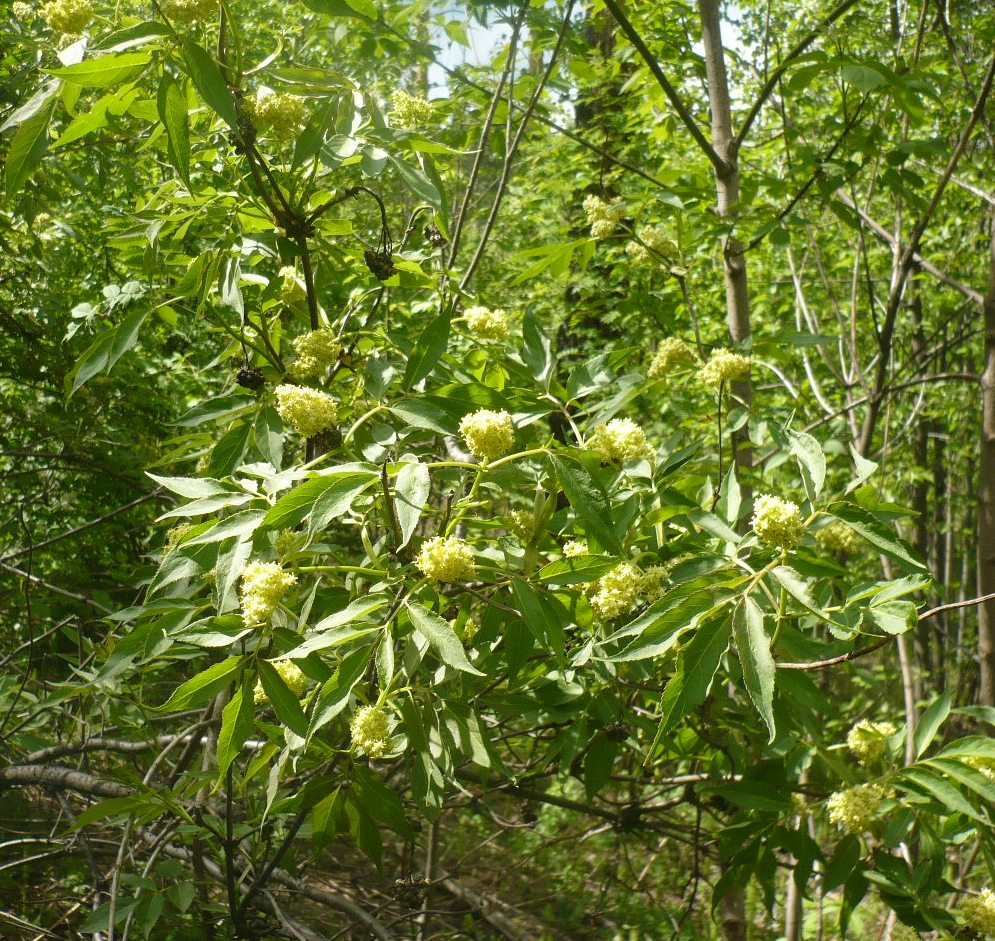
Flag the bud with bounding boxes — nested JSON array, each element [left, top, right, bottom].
[[817, 521, 860, 555], [291, 328, 342, 380], [588, 562, 644, 622], [159, 0, 219, 24], [583, 194, 625, 238], [249, 91, 306, 142]]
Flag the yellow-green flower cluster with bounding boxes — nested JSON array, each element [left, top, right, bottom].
[[647, 338, 694, 380], [40, 0, 90, 32], [459, 408, 514, 461], [159, 0, 218, 23], [847, 719, 897, 766], [254, 660, 308, 705], [889, 924, 920, 941], [962, 888, 995, 937], [964, 756, 995, 782], [587, 418, 654, 464], [464, 306, 509, 341], [640, 565, 670, 605], [275, 384, 338, 438], [506, 510, 534, 542], [165, 522, 194, 552], [563, 540, 588, 557], [278, 266, 306, 306], [583, 194, 625, 239], [291, 328, 341, 380], [459, 617, 480, 643], [391, 89, 434, 127], [588, 562, 644, 622], [415, 536, 475, 583], [752, 494, 805, 549], [826, 783, 887, 833], [625, 226, 678, 264], [698, 348, 751, 388], [240, 561, 297, 626], [817, 521, 860, 555], [250, 92, 306, 141], [13, 2, 35, 20], [273, 529, 299, 557], [350, 704, 392, 758]]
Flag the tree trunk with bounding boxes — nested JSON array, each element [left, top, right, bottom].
[[979, 212, 995, 705], [698, 0, 753, 496]]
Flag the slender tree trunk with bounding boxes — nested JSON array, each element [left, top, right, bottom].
[[698, 0, 753, 496], [979, 213, 995, 705]]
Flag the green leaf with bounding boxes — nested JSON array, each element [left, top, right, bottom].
[[216, 681, 254, 782], [393, 459, 430, 549], [915, 690, 951, 758], [157, 72, 191, 188], [715, 466, 742, 527], [864, 599, 916, 635], [584, 734, 617, 800], [261, 470, 378, 532], [407, 603, 484, 675], [257, 659, 309, 737], [403, 307, 452, 389], [350, 765, 414, 837], [156, 656, 242, 712], [388, 153, 440, 205], [309, 645, 373, 738], [772, 565, 835, 624], [66, 308, 151, 396], [846, 444, 878, 493], [5, 100, 54, 200], [521, 308, 554, 386], [511, 578, 565, 659], [181, 39, 239, 130], [47, 51, 152, 87], [897, 767, 985, 822], [147, 474, 232, 499], [253, 405, 284, 469], [207, 422, 252, 477], [655, 614, 729, 739], [550, 455, 622, 555], [733, 596, 775, 741], [829, 502, 928, 572], [184, 510, 267, 545], [300, 0, 377, 19], [311, 593, 393, 633], [537, 554, 619, 587], [789, 429, 826, 500]]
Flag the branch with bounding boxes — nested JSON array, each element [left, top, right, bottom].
[[735, 0, 861, 146], [600, 0, 726, 174], [0, 764, 135, 797], [0, 560, 113, 614]]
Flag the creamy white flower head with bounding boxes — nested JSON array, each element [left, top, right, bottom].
[[464, 306, 509, 341], [588, 562, 643, 622], [587, 418, 654, 464], [415, 536, 475, 582], [391, 89, 434, 127], [505, 509, 533, 542], [826, 783, 887, 833], [698, 348, 751, 388], [250, 92, 306, 141], [159, 0, 218, 23], [40, 0, 90, 32], [752, 494, 805, 549], [563, 540, 588, 558], [846, 719, 897, 766], [459, 617, 480, 643], [459, 408, 514, 461], [254, 660, 308, 705], [817, 521, 860, 554], [889, 923, 920, 941], [13, 1, 35, 20], [275, 384, 338, 438], [291, 328, 341, 380], [963, 888, 995, 937], [240, 561, 297, 626], [350, 704, 392, 758], [583, 194, 625, 238], [648, 338, 694, 380]]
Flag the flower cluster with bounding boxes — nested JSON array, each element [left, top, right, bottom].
[[625, 226, 678, 264], [463, 306, 509, 341], [250, 92, 306, 141], [292, 328, 342, 380], [964, 756, 995, 783], [963, 889, 995, 937], [415, 536, 475, 583], [159, 0, 218, 23], [275, 384, 338, 438], [826, 783, 887, 833], [589, 562, 644, 621], [350, 704, 392, 758], [640, 565, 670, 605], [13, 2, 35, 20], [889, 924, 920, 941], [459, 408, 514, 461], [583, 194, 625, 238], [647, 338, 694, 380], [40, 0, 90, 32], [278, 266, 306, 306], [240, 561, 297, 626], [817, 520, 860, 555], [698, 348, 751, 388], [459, 617, 480, 643], [506, 510, 534, 542], [391, 89, 434, 127], [587, 418, 654, 465], [254, 660, 308, 705], [847, 719, 897, 766], [752, 494, 805, 549], [165, 522, 194, 552], [563, 540, 588, 557]]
